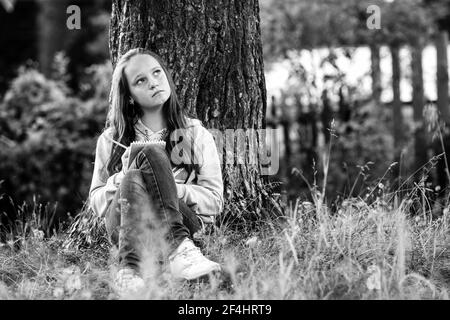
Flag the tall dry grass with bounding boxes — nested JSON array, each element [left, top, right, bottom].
[[0, 184, 449, 299], [1, 122, 449, 299]]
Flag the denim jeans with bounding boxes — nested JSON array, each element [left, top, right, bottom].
[[104, 144, 201, 270]]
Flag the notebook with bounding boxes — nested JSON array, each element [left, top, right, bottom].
[[106, 136, 195, 183], [119, 140, 194, 183]]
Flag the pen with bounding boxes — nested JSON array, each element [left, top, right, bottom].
[[105, 135, 127, 149]]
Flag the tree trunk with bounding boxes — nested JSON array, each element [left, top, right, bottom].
[[281, 119, 291, 170], [370, 43, 382, 104], [411, 42, 427, 173], [436, 30, 449, 124], [109, 0, 269, 219], [37, 0, 70, 77], [321, 88, 333, 144], [391, 45, 402, 148], [435, 30, 450, 190]]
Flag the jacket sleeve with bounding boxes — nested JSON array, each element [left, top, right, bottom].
[[176, 127, 224, 219], [88, 129, 124, 218]]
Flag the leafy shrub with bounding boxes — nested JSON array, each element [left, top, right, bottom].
[[0, 63, 112, 228], [0, 68, 66, 142], [327, 99, 395, 199]]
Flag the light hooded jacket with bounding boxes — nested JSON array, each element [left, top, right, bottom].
[[88, 117, 224, 223]]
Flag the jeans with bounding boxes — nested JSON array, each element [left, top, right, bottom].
[[104, 144, 201, 270]]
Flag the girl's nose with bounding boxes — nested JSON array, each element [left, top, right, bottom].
[[148, 77, 157, 89]]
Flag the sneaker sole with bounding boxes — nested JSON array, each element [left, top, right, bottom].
[[186, 269, 222, 282], [172, 266, 221, 281]]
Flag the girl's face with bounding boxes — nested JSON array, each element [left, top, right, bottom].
[[124, 54, 171, 111]]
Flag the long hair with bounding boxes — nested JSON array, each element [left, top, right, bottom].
[[105, 48, 198, 177]]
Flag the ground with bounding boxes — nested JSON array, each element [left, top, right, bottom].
[[1, 193, 449, 300]]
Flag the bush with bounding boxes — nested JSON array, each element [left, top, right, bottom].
[[0, 63, 111, 227], [327, 99, 395, 199]]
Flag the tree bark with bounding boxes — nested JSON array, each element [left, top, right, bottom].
[[436, 30, 449, 124], [281, 119, 291, 169], [435, 30, 450, 190], [411, 42, 427, 173], [370, 43, 382, 105], [109, 0, 269, 219], [37, 0, 70, 77], [391, 45, 402, 148]]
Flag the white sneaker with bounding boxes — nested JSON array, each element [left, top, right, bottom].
[[169, 238, 221, 280], [113, 267, 145, 297]]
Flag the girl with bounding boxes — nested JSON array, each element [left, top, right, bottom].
[[88, 48, 224, 296]]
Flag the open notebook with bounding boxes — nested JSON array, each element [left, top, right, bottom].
[[107, 137, 195, 184]]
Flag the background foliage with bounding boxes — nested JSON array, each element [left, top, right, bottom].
[[0, 0, 450, 230], [0, 58, 111, 225]]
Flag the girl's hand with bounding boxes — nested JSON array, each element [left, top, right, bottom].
[[121, 146, 131, 174]]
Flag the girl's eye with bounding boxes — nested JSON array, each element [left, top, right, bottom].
[[154, 69, 162, 76], [136, 78, 146, 85]]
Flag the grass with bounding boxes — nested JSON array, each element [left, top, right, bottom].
[[0, 184, 449, 300], [1, 121, 449, 299]]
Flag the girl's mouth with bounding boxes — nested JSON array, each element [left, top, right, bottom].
[[152, 90, 164, 97]]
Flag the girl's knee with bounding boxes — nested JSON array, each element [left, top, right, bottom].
[[141, 144, 166, 158], [122, 169, 142, 183]]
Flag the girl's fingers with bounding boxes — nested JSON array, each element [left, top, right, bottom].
[[121, 147, 131, 169]]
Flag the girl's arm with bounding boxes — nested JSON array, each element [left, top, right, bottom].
[[176, 127, 224, 220], [89, 129, 124, 218]]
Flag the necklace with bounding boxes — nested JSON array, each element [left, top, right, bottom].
[[136, 126, 168, 142]]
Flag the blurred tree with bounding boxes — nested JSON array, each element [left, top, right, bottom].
[[64, 0, 110, 92], [435, 14, 450, 192], [109, 0, 270, 220], [36, 0, 70, 77], [36, 0, 110, 92], [0, 0, 16, 12], [261, 0, 362, 60], [436, 31, 449, 123], [0, 0, 110, 96], [261, 0, 387, 104], [427, 0, 450, 124], [378, 0, 435, 177], [321, 87, 334, 144], [0, 0, 38, 95], [338, 84, 351, 122], [260, 0, 450, 196], [370, 43, 382, 104], [391, 45, 402, 148], [261, 0, 363, 189], [424, 0, 450, 191], [433, 28, 450, 193], [343, 0, 437, 163], [412, 39, 428, 173]]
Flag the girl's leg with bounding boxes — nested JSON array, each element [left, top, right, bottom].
[[105, 144, 219, 281], [105, 188, 121, 247], [105, 194, 201, 258], [105, 144, 190, 270], [179, 199, 201, 236]]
